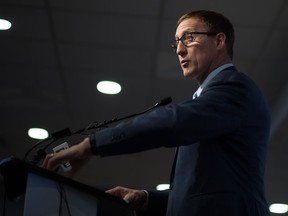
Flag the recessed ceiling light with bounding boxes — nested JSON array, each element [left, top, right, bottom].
[[97, 80, 121, 95], [156, 184, 170, 191], [269, 203, 288, 214], [0, 18, 12, 30], [28, 128, 49, 140]]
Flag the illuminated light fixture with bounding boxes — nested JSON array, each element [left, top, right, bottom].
[[0, 18, 12, 30], [156, 184, 170, 191], [269, 203, 288, 214], [97, 80, 121, 95], [28, 128, 49, 139]]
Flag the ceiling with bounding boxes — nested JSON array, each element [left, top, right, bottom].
[[1, 0, 288, 213]]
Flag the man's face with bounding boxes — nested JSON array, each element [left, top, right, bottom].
[[175, 17, 218, 83]]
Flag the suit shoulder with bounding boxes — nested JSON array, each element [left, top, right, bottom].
[[212, 69, 259, 90]]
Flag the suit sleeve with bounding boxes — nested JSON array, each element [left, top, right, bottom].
[[137, 190, 168, 216]]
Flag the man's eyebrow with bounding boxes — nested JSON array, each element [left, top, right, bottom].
[[175, 30, 194, 39]]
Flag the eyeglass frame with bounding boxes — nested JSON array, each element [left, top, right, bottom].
[[171, 32, 218, 52]]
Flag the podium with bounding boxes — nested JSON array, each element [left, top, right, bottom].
[[0, 157, 135, 216]]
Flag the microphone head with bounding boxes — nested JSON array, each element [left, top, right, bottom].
[[156, 97, 172, 106]]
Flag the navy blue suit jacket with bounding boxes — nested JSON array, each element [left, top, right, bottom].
[[93, 68, 271, 216]]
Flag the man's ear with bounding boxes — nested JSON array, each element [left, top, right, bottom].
[[215, 32, 226, 49]]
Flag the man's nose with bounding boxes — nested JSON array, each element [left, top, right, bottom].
[[176, 42, 187, 56]]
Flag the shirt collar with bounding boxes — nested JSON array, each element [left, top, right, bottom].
[[193, 63, 234, 99]]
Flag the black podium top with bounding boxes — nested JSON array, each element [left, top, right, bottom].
[[0, 157, 135, 216]]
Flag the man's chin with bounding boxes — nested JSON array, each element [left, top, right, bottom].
[[182, 71, 195, 78]]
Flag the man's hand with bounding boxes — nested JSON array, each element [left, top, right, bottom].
[[42, 137, 93, 177], [106, 186, 147, 210]]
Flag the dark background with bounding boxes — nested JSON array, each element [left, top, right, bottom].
[[1, 0, 288, 215]]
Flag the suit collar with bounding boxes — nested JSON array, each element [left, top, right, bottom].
[[193, 63, 234, 99]]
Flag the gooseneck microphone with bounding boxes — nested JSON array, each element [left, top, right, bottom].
[[154, 97, 173, 107], [24, 97, 172, 164], [83, 96, 172, 130]]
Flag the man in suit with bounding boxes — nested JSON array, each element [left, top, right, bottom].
[[43, 10, 271, 216]]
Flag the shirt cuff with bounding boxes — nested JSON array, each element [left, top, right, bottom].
[[89, 134, 98, 155], [140, 190, 149, 211]]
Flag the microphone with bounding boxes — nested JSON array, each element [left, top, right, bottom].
[[154, 97, 172, 107], [24, 97, 172, 164], [84, 96, 173, 130]]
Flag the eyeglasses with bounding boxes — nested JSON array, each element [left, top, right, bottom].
[[171, 32, 218, 52]]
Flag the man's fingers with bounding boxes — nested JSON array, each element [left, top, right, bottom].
[[123, 193, 133, 204], [106, 186, 125, 198], [43, 150, 69, 170], [42, 153, 56, 169], [106, 187, 147, 210]]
